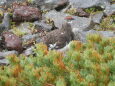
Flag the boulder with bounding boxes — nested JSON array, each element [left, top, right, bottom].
[[45, 11, 94, 31], [12, 3, 42, 22], [70, 16, 94, 31], [2, 32, 23, 52]]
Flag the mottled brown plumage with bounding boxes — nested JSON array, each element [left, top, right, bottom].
[[42, 23, 74, 49]]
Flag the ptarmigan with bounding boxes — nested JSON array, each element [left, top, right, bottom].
[[41, 23, 74, 49]]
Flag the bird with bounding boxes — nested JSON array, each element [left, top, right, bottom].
[[41, 22, 74, 49]]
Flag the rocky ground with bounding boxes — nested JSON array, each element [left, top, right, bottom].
[[0, 0, 115, 65]]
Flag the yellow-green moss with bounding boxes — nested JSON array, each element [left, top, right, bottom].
[[100, 16, 115, 31]]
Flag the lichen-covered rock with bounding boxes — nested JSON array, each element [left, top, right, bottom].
[[2, 32, 23, 52], [11, 22, 34, 36], [12, 3, 42, 22], [41, 23, 74, 49], [22, 34, 39, 48]]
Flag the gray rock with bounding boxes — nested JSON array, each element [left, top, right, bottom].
[[33, 0, 68, 10], [22, 34, 39, 47], [6, 0, 25, 2], [30, 0, 45, 7], [11, 22, 33, 35], [104, 4, 115, 15], [22, 34, 39, 43], [0, 0, 25, 6], [0, 50, 18, 57], [0, 24, 6, 34], [34, 21, 53, 31], [0, 8, 4, 22], [69, 0, 110, 9], [0, 13, 11, 34], [36, 37, 43, 43], [99, 31, 115, 37], [44, 0, 68, 10], [45, 11, 95, 31], [70, 16, 95, 31], [2, 13, 11, 29], [23, 46, 34, 56], [85, 30, 115, 38], [58, 30, 115, 52], [0, 56, 3, 59], [93, 25, 102, 30], [44, 10, 69, 29], [72, 30, 87, 42], [73, 30, 115, 42], [92, 12, 104, 24], [0, 50, 18, 65], [0, 0, 6, 6], [0, 59, 9, 65]]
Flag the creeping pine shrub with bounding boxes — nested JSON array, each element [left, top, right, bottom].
[[0, 34, 115, 86]]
